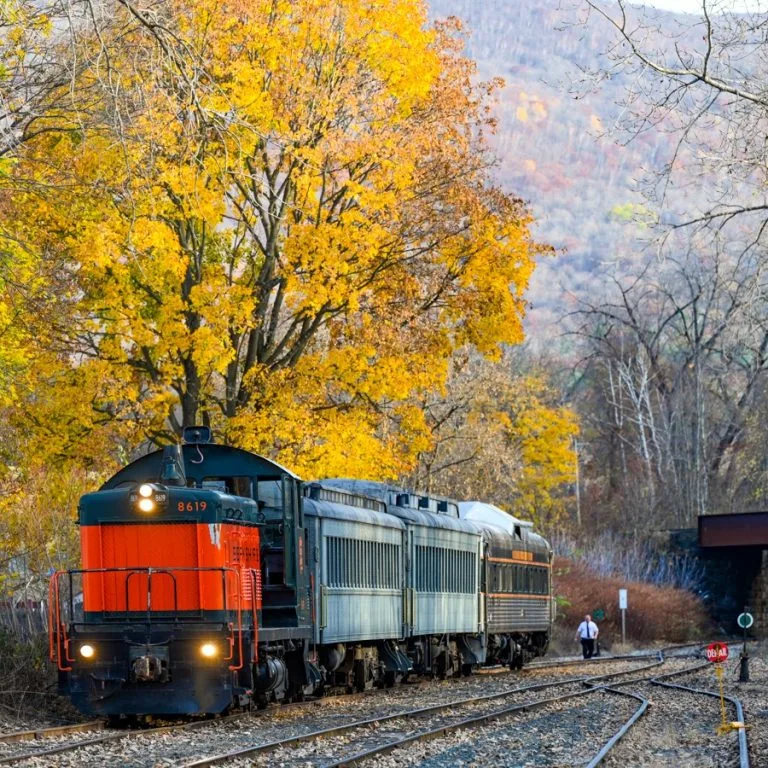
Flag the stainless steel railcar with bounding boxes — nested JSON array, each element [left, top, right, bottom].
[[304, 485, 412, 689], [320, 480, 552, 677], [305, 481, 486, 687]]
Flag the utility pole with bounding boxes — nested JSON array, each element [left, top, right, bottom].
[[574, 438, 581, 527]]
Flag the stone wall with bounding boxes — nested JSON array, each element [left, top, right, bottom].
[[749, 550, 768, 635]]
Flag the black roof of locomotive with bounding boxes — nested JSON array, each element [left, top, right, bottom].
[[101, 443, 299, 490]]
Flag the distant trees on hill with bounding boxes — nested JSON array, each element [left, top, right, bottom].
[[565, 0, 768, 530], [570, 247, 768, 529]]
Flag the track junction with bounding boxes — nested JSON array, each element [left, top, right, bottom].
[[0, 642, 758, 767]]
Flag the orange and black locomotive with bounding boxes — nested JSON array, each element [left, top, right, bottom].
[[50, 427, 315, 716]]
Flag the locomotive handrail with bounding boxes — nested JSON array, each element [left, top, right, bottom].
[[124, 569, 180, 617], [227, 568, 244, 672], [48, 571, 73, 672], [48, 566, 249, 672], [249, 569, 259, 664]]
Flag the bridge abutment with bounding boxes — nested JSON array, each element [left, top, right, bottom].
[[749, 549, 768, 635]]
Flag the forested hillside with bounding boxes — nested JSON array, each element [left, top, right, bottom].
[[429, 0, 696, 335], [432, 0, 768, 534]]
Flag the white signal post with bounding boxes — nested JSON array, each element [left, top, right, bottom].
[[618, 589, 627, 644], [737, 609, 754, 683]]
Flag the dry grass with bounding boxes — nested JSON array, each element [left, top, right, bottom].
[[553, 556, 710, 645], [0, 631, 80, 720]]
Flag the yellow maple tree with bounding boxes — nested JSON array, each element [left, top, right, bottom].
[[407, 356, 578, 527], [2, 0, 543, 480]]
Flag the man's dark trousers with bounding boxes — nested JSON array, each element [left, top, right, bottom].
[[581, 639, 595, 659]]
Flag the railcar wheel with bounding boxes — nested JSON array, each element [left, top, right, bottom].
[[353, 659, 367, 692], [461, 663, 473, 677]]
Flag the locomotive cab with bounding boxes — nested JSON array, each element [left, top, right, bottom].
[[50, 479, 262, 716]]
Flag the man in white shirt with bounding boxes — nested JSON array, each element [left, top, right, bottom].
[[575, 614, 599, 659]]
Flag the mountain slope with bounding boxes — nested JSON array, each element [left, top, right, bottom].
[[429, 0, 693, 336]]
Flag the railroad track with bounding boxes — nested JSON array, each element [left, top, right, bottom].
[[649, 664, 750, 768], [522, 639, 708, 671], [177, 656, 668, 767], [321, 650, 746, 768], [0, 685, 415, 767], [0, 721, 104, 745], [318, 660, 674, 768], [0, 714, 247, 766], [1, 643, 748, 767], [176, 645, 744, 768]]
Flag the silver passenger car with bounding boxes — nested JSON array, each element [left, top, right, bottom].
[[304, 484, 406, 646], [323, 481, 483, 639]]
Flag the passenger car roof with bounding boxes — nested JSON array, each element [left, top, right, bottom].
[[303, 497, 406, 529], [458, 501, 533, 532]]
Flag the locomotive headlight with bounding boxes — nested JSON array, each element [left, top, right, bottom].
[[79, 644, 95, 659], [138, 484, 154, 498], [138, 498, 155, 513], [200, 642, 218, 659]]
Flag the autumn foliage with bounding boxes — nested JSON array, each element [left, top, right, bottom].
[[0, 0, 550, 473], [0, 0, 578, 591]]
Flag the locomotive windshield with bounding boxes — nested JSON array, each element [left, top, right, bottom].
[[201, 476, 253, 497]]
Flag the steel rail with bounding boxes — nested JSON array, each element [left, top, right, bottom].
[[650, 666, 750, 768], [524, 640, 708, 671], [181, 657, 668, 767], [0, 713, 246, 766], [478, 651, 667, 676], [525, 651, 659, 670], [578, 661, 664, 768], [584, 688, 648, 768], [0, 721, 104, 745]]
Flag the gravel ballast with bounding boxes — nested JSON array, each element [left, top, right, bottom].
[[7, 646, 768, 767]]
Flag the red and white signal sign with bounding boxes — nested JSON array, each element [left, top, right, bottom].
[[705, 642, 729, 664]]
